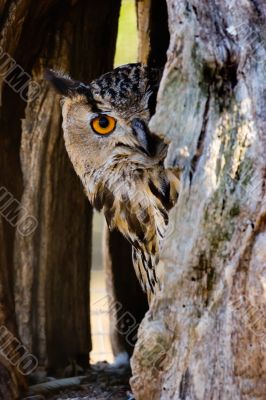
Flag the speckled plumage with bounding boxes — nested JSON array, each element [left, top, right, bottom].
[[46, 63, 179, 301]]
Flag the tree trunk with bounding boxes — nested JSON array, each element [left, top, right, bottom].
[[0, 220, 27, 398], [0, 0, 121, 389], [136, 0, 169, 67], [132, 1, 266, 399]]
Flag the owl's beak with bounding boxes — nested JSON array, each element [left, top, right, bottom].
[[131, 118, 154, 156], [131, 118, 167, 158]]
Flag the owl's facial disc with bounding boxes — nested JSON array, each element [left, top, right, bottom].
[[45, 67, 167, 161]]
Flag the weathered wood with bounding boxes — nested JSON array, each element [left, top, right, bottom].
[[0, 220, 27, 398], [13, 0, 121, 373], [132, 1, 266, 399], [0, 0, 122, 389], [137, 0, 169, 67], [0, 0, 39, 394]]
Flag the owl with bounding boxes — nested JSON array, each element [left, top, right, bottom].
[[46, 63, 179, 301]]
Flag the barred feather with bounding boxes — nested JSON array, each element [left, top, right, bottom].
[[89, 162, 179, 299]]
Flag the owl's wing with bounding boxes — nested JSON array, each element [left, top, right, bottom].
[[130, 178, 177, 298], [132, 247, 159, 303], [103, 168, 179, 298]]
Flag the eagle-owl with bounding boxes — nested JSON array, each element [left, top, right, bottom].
[[46, 63, 179, 301]]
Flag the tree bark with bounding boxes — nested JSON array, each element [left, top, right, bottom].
[[136, 0, 169, 67], [132, 1, 266, 399], [14, 0, 121, 373], [0, 220, 27, 398], [0, 0, 121, 388]]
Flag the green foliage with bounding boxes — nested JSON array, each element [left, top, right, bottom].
[[114, 0, 138, 67]]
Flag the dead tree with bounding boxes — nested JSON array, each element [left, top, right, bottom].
[[132, 1, 266, 399], [0, 0, 120, 394]]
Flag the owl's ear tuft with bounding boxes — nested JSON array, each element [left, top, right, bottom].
[[44, 69, 87, 97]]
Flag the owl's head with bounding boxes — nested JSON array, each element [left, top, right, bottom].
[[46, 63, 167, 179]]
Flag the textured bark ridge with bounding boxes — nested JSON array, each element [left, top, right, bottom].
[[0, 0, 120, 394], [131, 1, 266, 399], [0, 220, 27, 398], [137, 0, 169, 67], [13, 0, 121, 373]]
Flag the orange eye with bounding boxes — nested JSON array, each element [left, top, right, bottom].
[[91, 115, 116, 135]]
